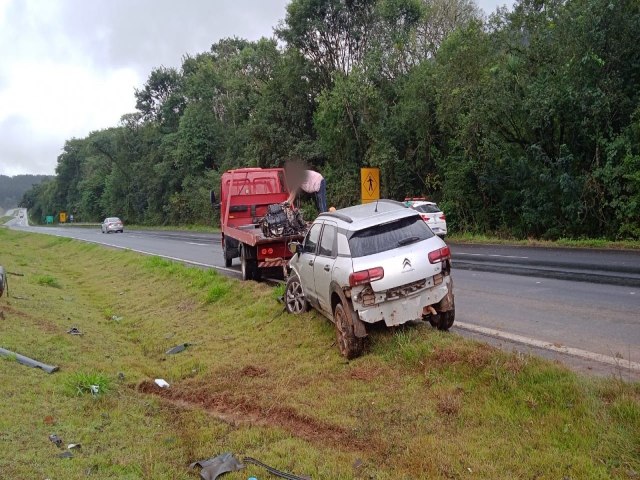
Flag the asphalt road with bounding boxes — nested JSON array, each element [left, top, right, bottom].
[[5, 209, 640, 379]]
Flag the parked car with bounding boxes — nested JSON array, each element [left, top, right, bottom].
[[405, 198, 447, 239], [285, 200, 455, 359], [101, 217, 124, 233]]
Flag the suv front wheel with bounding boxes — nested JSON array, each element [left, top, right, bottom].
[[334, 301, 364, 359]]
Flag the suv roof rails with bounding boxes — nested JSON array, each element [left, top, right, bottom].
[[377, 199, 407, 207], [318, 212, 353, 223]]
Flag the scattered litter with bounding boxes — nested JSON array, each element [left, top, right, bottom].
[[353, 459, 363, 469], [117, 372, 125, 382], [243, 456, 310, 480], [0, 347, 59, 373], [190, 452, 245, 480], [67, 327, 83, 335], [248, 477, 258, 480], [49, 434, 63, 448], [154, 378, 170, 388], [111, 315, 123, 322], [90, 385, 100, 395], [56, 451, 73, 459], [68, 444, 81, 450], [166, 343, 190, 355]]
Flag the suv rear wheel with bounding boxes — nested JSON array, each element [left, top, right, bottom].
[[436, 308, 455, 331], [334, 302, 364, 359]]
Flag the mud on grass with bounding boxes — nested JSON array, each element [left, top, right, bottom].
[[0, 227, 638, 479]]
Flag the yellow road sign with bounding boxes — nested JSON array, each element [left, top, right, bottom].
[[59, 212, 67, 223], [361, 168, 380, 203]]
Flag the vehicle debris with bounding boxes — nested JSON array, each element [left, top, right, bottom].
[[67, 327, 83, 335], [243, 456, 310, 480], [48, 434, 63, 448], [90, 385, 100, 395], [165, 343, 190, 355], [0, 347, 59, 373], [0, 266, 6, 297], [111, 315, 123, 322], [189, 452, 245, 480], [68, 443, 81, 449], [154, 378, 170, 388]]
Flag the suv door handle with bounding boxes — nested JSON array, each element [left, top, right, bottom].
[[308, 260, 314, 266], [323, 265, 330, 272]]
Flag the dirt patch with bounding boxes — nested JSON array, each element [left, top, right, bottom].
[[176, 300, 197, 312], [435, 388, 464, 416], [0, 304, 58, 333], [432, 343, 495, 369], [241, 365, 268, 377], [137, 380, 378, 452], [349, 364, 384, 381]]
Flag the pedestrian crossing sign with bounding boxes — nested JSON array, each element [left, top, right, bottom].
[[361, 168, 380, 203]]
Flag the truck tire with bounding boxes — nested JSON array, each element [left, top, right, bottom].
[[334, 301, 364, 359], [222, 238, 233, 268], [240, 245, 259, 281]]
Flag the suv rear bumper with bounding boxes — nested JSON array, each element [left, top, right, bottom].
[[354, 276, 452, 327]]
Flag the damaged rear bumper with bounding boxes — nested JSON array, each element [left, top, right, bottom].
[[354, 276, 453, 327]]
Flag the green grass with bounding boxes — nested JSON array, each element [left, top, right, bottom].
[[448, 232, 640, 250], [0, 215, 13, 224], [0, 227, 637, 479], [33, 274, 62, 288]]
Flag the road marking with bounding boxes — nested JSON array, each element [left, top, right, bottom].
[[455, 253, 529, 259], [187, 242, 209, 246], [455, 321, 640, 372]]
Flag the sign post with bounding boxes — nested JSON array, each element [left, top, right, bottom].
[[360, 168, 380, 204], [59, 212, 67, 223]]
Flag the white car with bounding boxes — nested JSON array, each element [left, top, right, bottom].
[[406, 199, 447, 239], [285, 200, 454, 359], [101, 217, 124, 233]]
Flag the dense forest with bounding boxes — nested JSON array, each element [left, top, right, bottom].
[[21, 0, 640, 239], [0, 175, 52, 213]]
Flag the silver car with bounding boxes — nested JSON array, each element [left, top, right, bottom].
[[101, 217, 124, 233], [285, 200, 455, 358]]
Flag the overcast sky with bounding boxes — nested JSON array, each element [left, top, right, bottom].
[[0, 0, 508, 177]]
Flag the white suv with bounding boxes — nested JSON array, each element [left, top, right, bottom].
[[285, 200, 455, 358], [405, 199, 447, 239]]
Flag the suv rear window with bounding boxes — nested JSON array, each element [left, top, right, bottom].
[[413, 204, 440, 214], [348, 215, 434, 258]]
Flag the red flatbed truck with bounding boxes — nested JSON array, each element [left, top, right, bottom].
[[211, 167, 305, 281]]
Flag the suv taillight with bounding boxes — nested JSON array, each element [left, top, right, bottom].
[[439, 214, 446, 220], [349, 267, 384, 287], [428, 246, 450, 264]]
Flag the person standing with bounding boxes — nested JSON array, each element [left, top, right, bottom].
[[287, 168, 327, 213]]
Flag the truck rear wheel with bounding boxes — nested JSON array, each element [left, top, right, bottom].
[[222, 238, 233, 268], [240, 245, 258, 281]]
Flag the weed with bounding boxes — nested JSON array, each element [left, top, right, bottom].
[[33, 274, 61, 288], [205, 282, 230, 303], [64, 372, 111, 397], [272, 283, 286, 302]]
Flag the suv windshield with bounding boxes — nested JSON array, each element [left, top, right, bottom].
[[414, 204, 440, 214], [348, 215, 434, 257]]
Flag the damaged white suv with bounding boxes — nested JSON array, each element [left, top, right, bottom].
[[285, 200, 455, 358]]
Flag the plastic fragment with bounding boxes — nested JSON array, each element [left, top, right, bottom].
[[154, 378, 170, 388], [190, 452, 245, 480], [166, 343, 190, 355], [49, 434, 63, 448], [90, 385, 100, 395], [67, 327, 83, 335], [68, 444, 81, 449]]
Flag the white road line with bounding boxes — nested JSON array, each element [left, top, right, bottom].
[[455, 252, 529, 259], [186, 242, 209, 246], [455, 321, 640, 372]]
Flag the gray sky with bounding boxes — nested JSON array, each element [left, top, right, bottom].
[[0, 0, 508, 176]]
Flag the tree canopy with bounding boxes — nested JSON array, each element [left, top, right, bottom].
[[22, 0, 640, 239]]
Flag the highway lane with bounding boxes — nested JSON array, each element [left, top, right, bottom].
[[6, 212, 640, 377]]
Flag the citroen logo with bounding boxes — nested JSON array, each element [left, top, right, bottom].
[[403, 258, 412, 269]]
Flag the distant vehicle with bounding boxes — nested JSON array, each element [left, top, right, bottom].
[[19, 213, 24, 218], [285, 200, 455, 359], [405, 198, 447, 239], [101, 217, 124, 233]]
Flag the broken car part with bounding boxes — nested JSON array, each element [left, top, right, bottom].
[[190, 452, 245, 480], [48, 434, 63, 448], [0, 347, 59, 373], [66, 327, 83, 335], [165, 343, 190, 355], [243, 457, 310, 480], [154, 378, 170, 388]]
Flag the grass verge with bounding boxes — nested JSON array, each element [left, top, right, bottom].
[[0, 228, 638, 479], [448, 232, 640, 250]]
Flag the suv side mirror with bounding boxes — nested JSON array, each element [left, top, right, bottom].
[[288, 241, 302, 255]]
